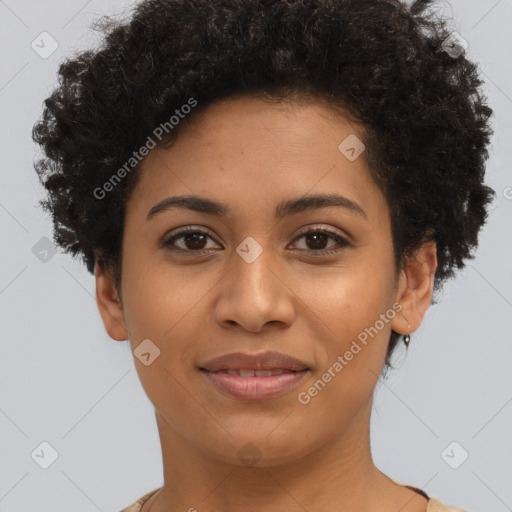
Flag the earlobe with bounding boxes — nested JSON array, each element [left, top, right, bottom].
[[391, 241, 437, 336], [94, 260, 129, 341]]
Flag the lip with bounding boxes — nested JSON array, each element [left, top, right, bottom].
[[199, 350, 310, 372], [200, 368, 310, 400], [198, 350, 311, 401]]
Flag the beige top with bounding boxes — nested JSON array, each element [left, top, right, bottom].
[[119, 485, 469, 512]]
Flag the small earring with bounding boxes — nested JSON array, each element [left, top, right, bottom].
[[403, 333, 410, 347]]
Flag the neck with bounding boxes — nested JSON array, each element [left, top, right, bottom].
[[142, 397, 427, 512]]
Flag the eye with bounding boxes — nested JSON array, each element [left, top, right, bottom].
[[161, 227, 220, 253], [290, 227, 351, 256], [161, 225, 351, 255]]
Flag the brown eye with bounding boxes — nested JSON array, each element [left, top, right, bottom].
[[180, 231, 208, 250], [161, 226, 351, 256], [291, 228, 351, 255], [304, 232, 330, 250], [162, 228, 219, 253]]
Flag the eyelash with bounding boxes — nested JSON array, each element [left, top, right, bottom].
[[161, 226, 351, 256]]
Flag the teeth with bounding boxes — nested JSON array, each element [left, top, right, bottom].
[[223, 369, 291, 377]]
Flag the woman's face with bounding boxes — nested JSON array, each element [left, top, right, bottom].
[[98, 95, 429, 466]]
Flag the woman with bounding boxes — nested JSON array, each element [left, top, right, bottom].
[[32, 0, 494, 510]]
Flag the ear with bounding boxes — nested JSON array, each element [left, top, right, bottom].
[[390, 240, 438, 335], [94, 260, 128, 341]]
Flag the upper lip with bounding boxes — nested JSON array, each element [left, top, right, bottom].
[[199, 350, 310, 372]]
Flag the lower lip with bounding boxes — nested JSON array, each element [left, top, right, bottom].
[[200, 370, 309, 400]]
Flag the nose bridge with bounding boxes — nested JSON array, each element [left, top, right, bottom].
[[214, 236, 295, 331], [231, 236, 282, 305]]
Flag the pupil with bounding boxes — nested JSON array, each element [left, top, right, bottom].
[[185, 232, 206, 250], [307, 233, 327, 250]]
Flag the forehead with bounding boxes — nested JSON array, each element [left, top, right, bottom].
[[127, 95, 388, 225]]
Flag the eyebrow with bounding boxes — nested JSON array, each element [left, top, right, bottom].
[[146, 193, 367, 221]]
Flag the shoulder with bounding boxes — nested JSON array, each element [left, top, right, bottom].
[[427, 497, 469, 512], [119, 488, 470, 512], [403, 482, 468, 512], [119, 488, 161, 512]]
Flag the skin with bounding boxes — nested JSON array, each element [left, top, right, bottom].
[[95, 94, 437, 512]]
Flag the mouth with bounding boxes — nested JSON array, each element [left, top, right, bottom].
[[200, 368, 307, 377], [199, 350, 311, 373], [197, 350, 311, 400], [199, 367, 310, 400]]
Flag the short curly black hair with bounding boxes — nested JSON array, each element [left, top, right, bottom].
[[32, 0, 495, 371]]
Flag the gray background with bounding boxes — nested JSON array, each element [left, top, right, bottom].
[[1, 1, 511, 511]]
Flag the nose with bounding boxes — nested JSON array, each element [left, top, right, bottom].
[[213, 242, 296, 333]]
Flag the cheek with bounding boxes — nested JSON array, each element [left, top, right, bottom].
[[121, 253, 218, 378], [120, 261, 206, 417], [121, 246, 197, 336], [293, 257, 396, 395], [296, 256, 395, 335], [289, 266, 394, 428]]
